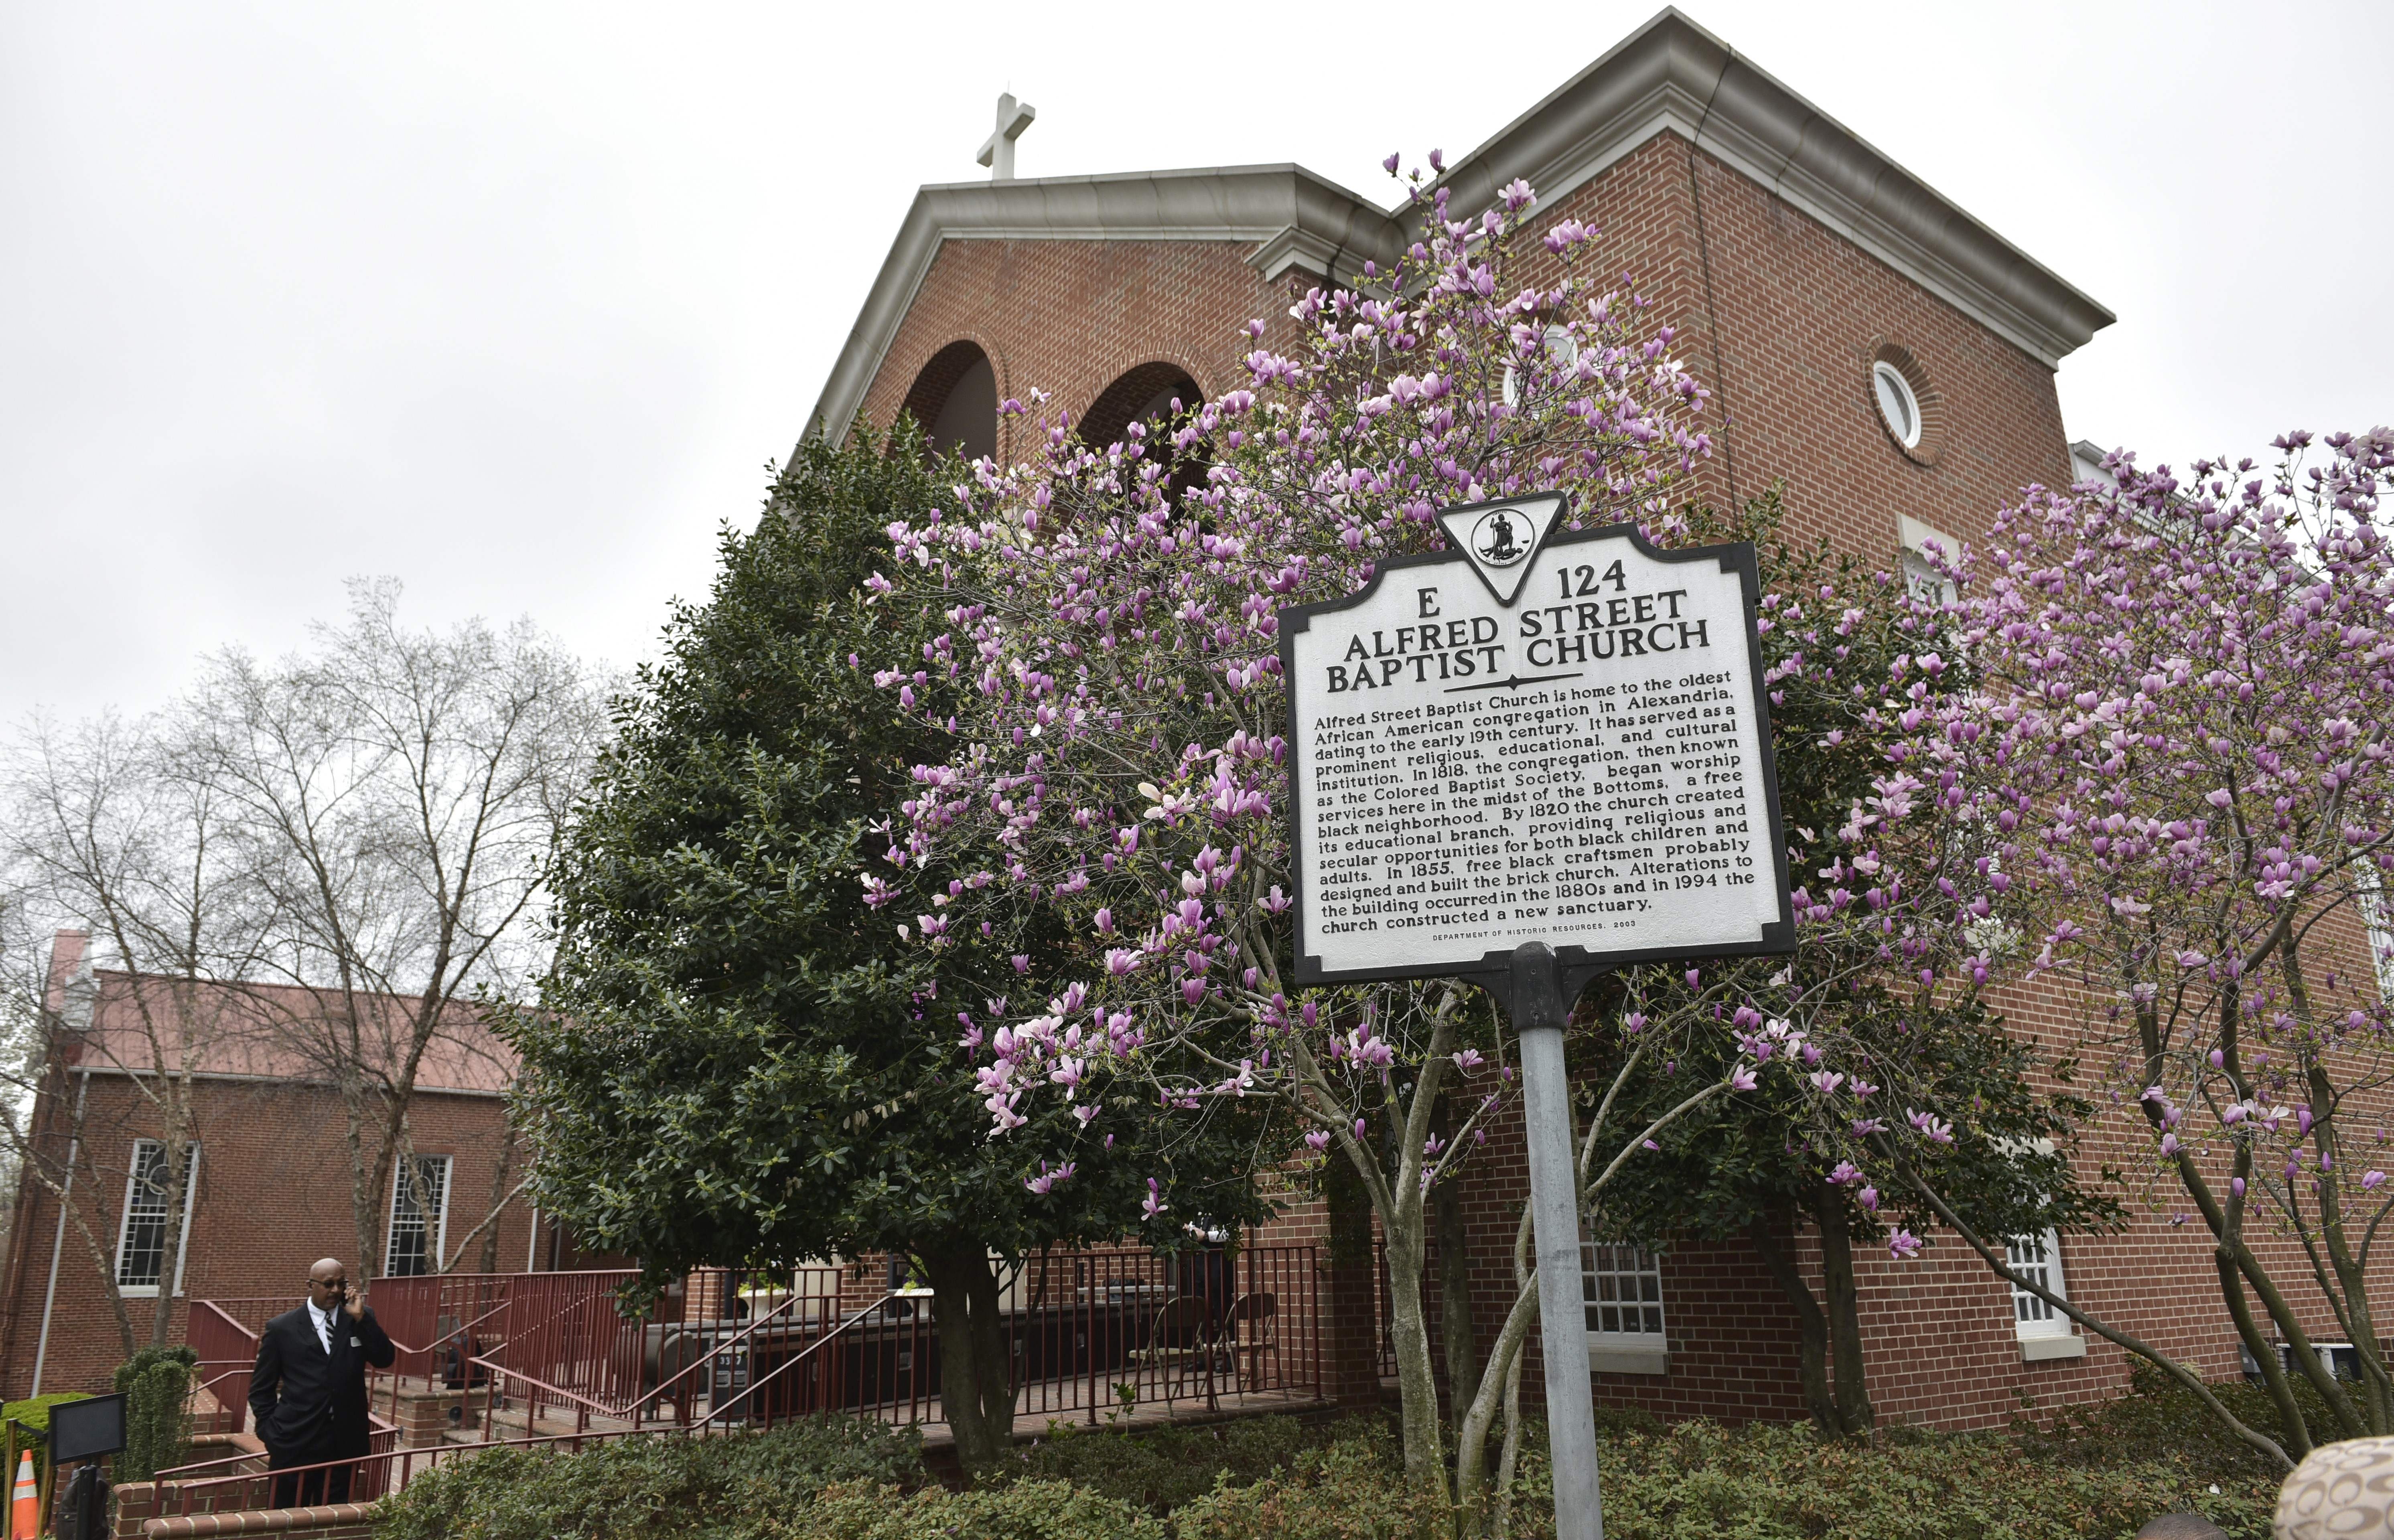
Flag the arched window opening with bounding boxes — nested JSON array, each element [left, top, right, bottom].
[[903, 340, 998, 463], [1079, 362, 1201, 453], [1081, 362, 1208, 503]]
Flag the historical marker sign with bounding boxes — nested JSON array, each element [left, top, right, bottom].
[[1279, 494, 1795, 985], [1278, 495, 1794, 1540]]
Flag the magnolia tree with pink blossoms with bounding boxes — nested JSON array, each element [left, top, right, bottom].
[[852, 153, 2365, 1504], [862, 162, 1804, 1503], [856, 158, 2042, 1519], [1852, 431, 2394, 1469]]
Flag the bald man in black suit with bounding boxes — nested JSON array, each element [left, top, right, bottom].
[[248, 1258, 395, 1508]]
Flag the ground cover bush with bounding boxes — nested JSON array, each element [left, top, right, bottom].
[[374, 1392, 2288, 1539], [2018, 1363, 2341, 1484], [1589, 1418, 2273, 1540], [999, 1413, 1355, 1513], [374, 1416, 923, 1540], [762, 1478, 1161, 1540]]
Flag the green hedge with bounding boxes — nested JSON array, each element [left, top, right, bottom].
[[1583, 1419, 2274, 1540], [376, 1398, 2285, 1540], [1116, 1415, 2272, 1540], [1008, 1412, 2278, 1540], [375, 1417, 923, 1540], [1000, 1414, 1351, 1514], [1, 1394, 90, 1490], [764, 1479, 1160, 1540]]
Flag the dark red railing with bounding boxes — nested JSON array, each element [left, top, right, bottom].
[[148, 1422, 653, 1518], [187, 1301, 260, 1436], [180, 1244, 1323, 1511], [437, 1246, 1321, 1434]]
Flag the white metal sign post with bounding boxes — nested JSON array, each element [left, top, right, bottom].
[[1278, 495, 1794, 1540]]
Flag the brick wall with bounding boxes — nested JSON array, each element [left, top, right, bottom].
[[825, 109, 2380, 1435], [1489, 134, 2076, 560], [853, 237, 1317, 462], [0, 1072, 534, 1400]]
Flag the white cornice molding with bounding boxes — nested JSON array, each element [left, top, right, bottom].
[[800, 166, 1402, 446], [1430, 8, 2113, 368], [70, 1062, 506, 1098]]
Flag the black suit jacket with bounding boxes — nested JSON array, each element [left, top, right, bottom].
[[248, 1303, 396, 1459]]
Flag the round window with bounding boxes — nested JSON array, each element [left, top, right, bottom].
[[1502, 326, 1579, 408], [1873, 361, 1921, 448]]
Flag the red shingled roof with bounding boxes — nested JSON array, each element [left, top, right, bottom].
[[44, 930, 515, 1094]]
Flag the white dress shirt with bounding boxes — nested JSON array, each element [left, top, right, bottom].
[[307, 1300, 336, 1354]]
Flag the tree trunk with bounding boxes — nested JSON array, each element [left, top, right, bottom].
[[1749, 1210, 1837, 1435], [1381, 1229, 1447, 1497], [1492, 1331, 1526, 1540], [150, 1132, 194, 1347], [477, 1122, 519, 1275], [919, 1238, 1013, 1475], [2216, 1249, 2312, 1458], [1810, 1188, 1874, 1434], [1434, 1101, 1481, 1418]]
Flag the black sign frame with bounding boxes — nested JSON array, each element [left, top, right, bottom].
[[1276, 511, 1797, 996], [49, 1393, 127, 1464]]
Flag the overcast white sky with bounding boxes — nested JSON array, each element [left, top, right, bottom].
[[4, 0, 2387, 728]]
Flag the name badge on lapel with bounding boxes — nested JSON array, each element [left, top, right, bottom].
[[350, 1336, 362, 1348]]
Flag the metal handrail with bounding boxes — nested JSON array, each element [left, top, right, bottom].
[[634, 1289, 814, 1413], [148, 1421, 677, 1518], [154, 1448, 275, 1480], [688, 1293, 899, 1431], [183, 1245, 1327, 1456], [459, 1358, 618, 1428], [153, 1409, 398, 1485], [452, 1284, 827, 1432]]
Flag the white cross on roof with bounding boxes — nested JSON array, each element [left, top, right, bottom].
[[976, 92, 1035, 181]]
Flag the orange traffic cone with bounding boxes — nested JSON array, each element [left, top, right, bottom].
[[8, 1451, 35, 1540]]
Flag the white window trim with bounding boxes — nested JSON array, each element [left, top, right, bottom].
[[1581, 1237, 1669, 1376], [385, 1154, 453, 1276], [2358, 872, 2394, 1003], [2006, 1228, 2087, 1361], [1897, 514, 1961, 610], [1874, 361, 1922, 447], [1500, 326, 1580, 409], [2250, 1341, 2361, 1382], [115, 1140, 200, 1298]]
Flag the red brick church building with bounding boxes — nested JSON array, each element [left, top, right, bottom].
[[0, 930, 579, 1400], [803, 8, 2366, 1429]]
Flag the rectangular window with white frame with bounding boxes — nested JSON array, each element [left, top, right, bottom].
[[116, 1139, 200, 1296], [2006, 1230, 2087, 1360], [385, 1154, 452, 1277], [1897, 515, 1960, 609], [1582, 1236, 1668, 1374], [2358, 872, 2394, 1002]]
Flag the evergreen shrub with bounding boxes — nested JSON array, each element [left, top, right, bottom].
[[1000, 1413, 1351, 1513], [761, 1478, 1160, 1540], [113, 1345, 197, 1483], [375, 1416, 922, 1540], [373, 1401, 2289, 1540]]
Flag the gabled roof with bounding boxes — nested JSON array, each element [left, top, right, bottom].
[[55, 960, 513, 1096], [1430, 8, 2113, 367], [804, 7, 2111, 443], [802, 164, 1401, 446]]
